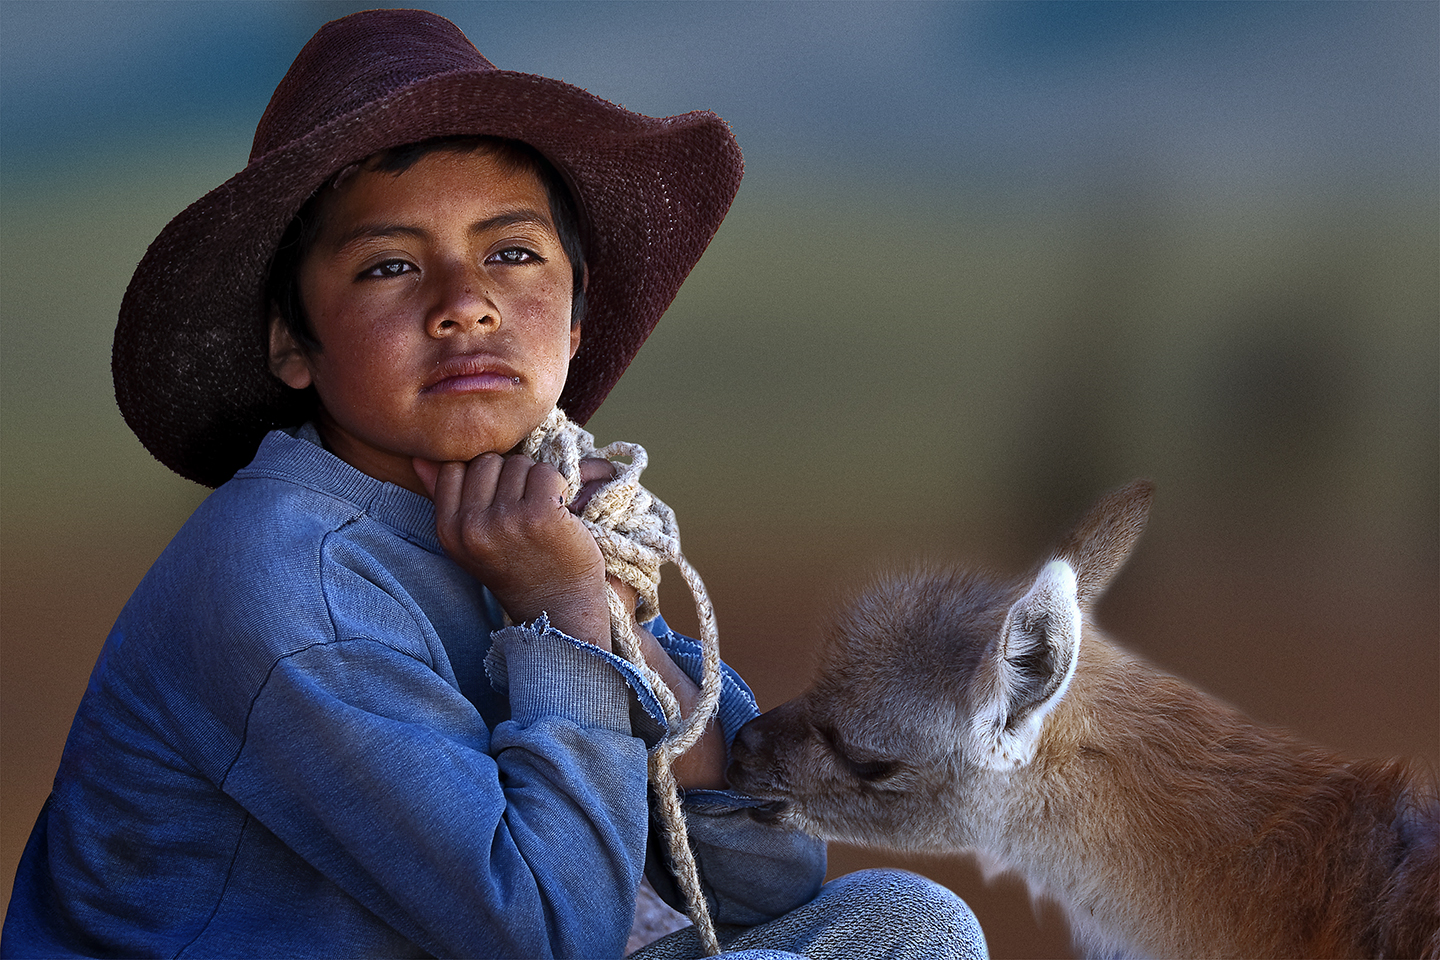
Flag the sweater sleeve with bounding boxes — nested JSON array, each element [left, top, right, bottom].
[[643, 619, 829, 927], [224, 614, 654, 959]]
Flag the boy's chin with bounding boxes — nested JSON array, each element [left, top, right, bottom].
[[408, 407, 562, 465], [418, 435, 533, 465]]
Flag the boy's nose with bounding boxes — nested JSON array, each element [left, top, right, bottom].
[[427, 267, 497, 336]]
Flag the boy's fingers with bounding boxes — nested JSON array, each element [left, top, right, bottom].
[[572, 457, 615, 515], [428, 460, 472, 525], [578, 457, 615, 485], [522, 459, 571, 508], [411, 458, 441, 499], [453, 453, 503, 517], [490, 453, 537, 505]]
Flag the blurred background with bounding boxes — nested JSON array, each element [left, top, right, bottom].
[[2, 1, 1435, 955]]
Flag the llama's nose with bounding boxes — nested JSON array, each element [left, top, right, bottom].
[[733, 700, 810, 768], [727, 712, 795, 820], [732, 704, 788, 759], [731, 705, 795, 777], [729, 719, 763, 773]]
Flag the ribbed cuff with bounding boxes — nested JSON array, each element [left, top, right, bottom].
[[485, 613, 667, 744]]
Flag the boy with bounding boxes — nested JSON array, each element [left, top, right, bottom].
[[2, 10, 985, 958]]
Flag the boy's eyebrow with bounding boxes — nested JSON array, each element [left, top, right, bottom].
[[326, 209, 556, 253], [468, 209, 556, 238]]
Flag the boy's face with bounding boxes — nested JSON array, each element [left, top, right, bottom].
[[270, 149, 581, 495]]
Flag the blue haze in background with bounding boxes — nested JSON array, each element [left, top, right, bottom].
[[4, 1, 1435, 185]]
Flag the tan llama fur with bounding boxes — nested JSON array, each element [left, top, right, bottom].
[[727, 481, 1439, 959]]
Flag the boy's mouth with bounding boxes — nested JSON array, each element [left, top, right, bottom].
[[422, 354, 523, 395]]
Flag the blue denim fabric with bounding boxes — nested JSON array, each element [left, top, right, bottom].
[[634, 869, 988, 960], [2, 428, 824, 959]]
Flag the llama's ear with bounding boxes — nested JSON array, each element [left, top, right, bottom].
[[1053, 479, 1154, 610], [971, 560, 1081, 770]]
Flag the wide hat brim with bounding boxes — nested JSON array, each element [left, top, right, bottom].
[[113, 10, 742, 488]]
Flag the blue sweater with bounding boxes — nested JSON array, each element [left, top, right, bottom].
[[3, 427, 824, 958]]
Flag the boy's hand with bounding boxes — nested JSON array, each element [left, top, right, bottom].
[[414, 453, 611, 650], [415, 454, 725, 786]]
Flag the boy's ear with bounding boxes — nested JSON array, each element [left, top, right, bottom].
[[268, 310, 313, 390], [568, 264, 587, 360]]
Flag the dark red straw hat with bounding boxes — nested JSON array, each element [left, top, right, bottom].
[[113, 8, 743, 487]]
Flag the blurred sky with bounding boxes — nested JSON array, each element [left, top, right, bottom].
[[4, 0, 1436, 188]]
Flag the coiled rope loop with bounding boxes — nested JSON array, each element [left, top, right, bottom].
[[522, 407, 723, 956]]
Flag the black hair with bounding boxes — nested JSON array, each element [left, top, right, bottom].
[[266, 135, 587, 356]]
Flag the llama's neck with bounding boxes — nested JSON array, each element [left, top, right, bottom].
[[983, 630, 1418, 957]]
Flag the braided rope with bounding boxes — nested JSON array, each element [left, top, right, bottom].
[[522, 407, 724, 956]]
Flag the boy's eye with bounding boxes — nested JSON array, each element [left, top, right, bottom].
[[361, 260, 414, 279], [488, 247, 543, 265]]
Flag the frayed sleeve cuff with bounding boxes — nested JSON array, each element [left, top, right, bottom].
[[485, 613, 668, 746]]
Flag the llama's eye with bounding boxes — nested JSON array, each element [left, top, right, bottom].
[[818, 724, 898, 782], [849, 758, 899, 783]]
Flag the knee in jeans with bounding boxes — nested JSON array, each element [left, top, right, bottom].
[[828, 869, 963, 912], [669, 868, 987, 960], [823, 869, 984, 942]]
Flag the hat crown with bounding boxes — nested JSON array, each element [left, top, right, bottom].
[[251, 9, 496, 161]]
